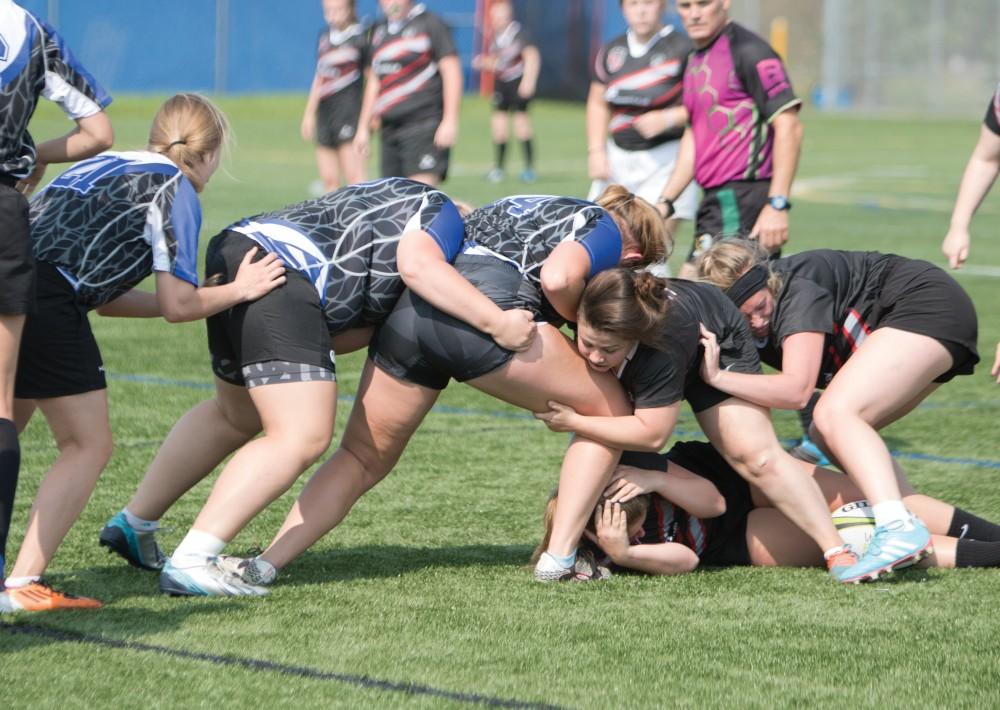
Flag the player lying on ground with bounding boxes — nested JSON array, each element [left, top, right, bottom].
[[532, 268, 857, 581], [696, 239, 980, 583], [199, 188, 668, 593], [0, 95, 286, 613], [535, 441, 1000, 576]]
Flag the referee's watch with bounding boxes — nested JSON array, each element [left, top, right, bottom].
[[657, 196, 675, 219], [768, 194, 792, 211]]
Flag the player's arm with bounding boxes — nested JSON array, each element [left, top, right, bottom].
[[330, 327, 375, 354], [19, 112, 113, 195], [154, 248, 286, 323], [585, 81, 611, 181], [655, 126, 695, 218], [519, 45, 541, 98], [301, 74, 323, 141], [944, 125, 1000, 269], [700, 326, 824, 410], [95, 289, 160, 318], [991, 340, 1000, 384], [589, 502, 699, 575], [538, 240, 595, 322], [535, 401, 681, 452], [396, 230, 536, 351], [354, 67, 380, 156], [605, 460, 726, 518], [750, 108, 803, 251], [434, 55, 462, 149]]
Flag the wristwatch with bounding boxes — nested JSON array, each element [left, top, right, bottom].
[[657, 196, 675, 219], [768, 194, 792, 211]]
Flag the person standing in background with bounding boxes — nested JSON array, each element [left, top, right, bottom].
[[301, 0, 369, 193], [355, 0, 462, 187], [474, 0, 540, 184], [587, 0, 695, 272]]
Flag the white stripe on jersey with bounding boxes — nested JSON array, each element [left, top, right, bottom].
[[374, 35, 432, 63], [374, 63, 438, 115], [43, 70, 103, 119], [604, 61, 683, 99]]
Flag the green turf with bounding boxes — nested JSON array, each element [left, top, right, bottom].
[[2, 96, 1000, 708]]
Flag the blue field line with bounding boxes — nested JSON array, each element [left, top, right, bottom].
[[0, 622, 564, 710], [107, 372, 1000, 470]]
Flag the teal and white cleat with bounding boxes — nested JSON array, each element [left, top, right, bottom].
[[159, 557, 269, 597], [834, 518, 932, 584], [99, 512, 165, 571]]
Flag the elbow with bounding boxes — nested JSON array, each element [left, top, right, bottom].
[[792, 387, 817, 411], [539, 271, 571, 300], [705, 498, 727, 518], [159, 304, 188, 323]]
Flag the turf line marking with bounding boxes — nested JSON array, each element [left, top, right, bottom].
[[106, 373, 1000, 470], [0, 622, 566, 710]]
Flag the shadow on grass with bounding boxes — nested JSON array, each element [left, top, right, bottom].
[[276, 543, 536, 586]]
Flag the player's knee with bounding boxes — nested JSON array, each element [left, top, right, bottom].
[[725, 442, 781, 486], [811, 396, 848, 439]]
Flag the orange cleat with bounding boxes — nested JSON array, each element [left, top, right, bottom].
[[0, 580, 102, 612]]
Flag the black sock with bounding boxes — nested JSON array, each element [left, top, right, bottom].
[[947, 507, 1000, 542], [798, 391, 821, 436], [0, 418, 20, 576], [494, 142, 507, 170], [521, 138, 534, 169], [955, 539, 1000, 568]]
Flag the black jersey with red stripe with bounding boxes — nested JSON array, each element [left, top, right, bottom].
[[368, 3, 456, 124], [592, 26, 691, 151], [490, 20, 533, 83], [314, 23, 367, 101], [763, 250, 900, 387]]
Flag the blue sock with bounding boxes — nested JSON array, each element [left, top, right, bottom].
[[548, 551, 576, 569]]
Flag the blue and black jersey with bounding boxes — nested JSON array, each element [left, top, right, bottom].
[[30, 151, 201, 308], [229, 177, 463, 335], [0, 1, 111, 179]]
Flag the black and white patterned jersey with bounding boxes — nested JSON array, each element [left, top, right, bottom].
[[229, 177, 464, 335], [0, 1, 111, 179], [592, 26, 691, 151], [30, 151, 201, 308], [984, 83, 1000, 135], [461, 196, 623, 320], [490, 20, 533, 83], [368, 3, 457, 124], [314, 22, 368, 101]]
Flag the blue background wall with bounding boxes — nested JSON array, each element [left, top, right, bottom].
[[18, 1, 679, 99]]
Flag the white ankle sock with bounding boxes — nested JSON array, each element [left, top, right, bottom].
[[873, 500, 911, 529], [123, 508, 159, 532], [537, 550, 576, 572], [4, 575, 41, 589], [172, 529, 226, 565]]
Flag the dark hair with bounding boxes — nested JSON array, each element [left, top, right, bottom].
[[578, 268, 671, 346]]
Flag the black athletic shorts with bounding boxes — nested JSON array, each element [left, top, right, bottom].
[[687, 180, 775, 264], [872, 257, 979, 383], [370, 256, 520, 389], [492, 78, 531, 113], [15, 261, 106, 399], [205, 231, 334, 386], [380, 115, 450, 181], [0, 178, 34, 315], [316, 89, 362, 148], [621, 440, 754, 567]]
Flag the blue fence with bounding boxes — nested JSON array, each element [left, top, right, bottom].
[[18, 1, 678, 99]]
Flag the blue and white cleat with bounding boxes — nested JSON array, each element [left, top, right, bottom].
[[99, 512, 165, 571], [159, 557, 269, 597], [788, 436, 831, 467], [834, 518, 932, 584]]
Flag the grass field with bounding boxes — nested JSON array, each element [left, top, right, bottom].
[[3, 95, 1000, 708]]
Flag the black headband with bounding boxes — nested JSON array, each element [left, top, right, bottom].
[[724, 263, 769, 307], [166, 139, 187, 149]]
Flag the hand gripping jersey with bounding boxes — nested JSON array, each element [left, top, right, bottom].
[[490, 20, 532, 84], [460, 195, 622, 322], [683, 22, 800, 189], [616, 279, 758, 409], [229, 177, 463, 335], [314, 22, 368, 101], [0, 1, 111, 179], [29, 151, 201, 308], [369, 3, 457, 124], [984, 83, 1000, 136], [593, 25, 692, 151]]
